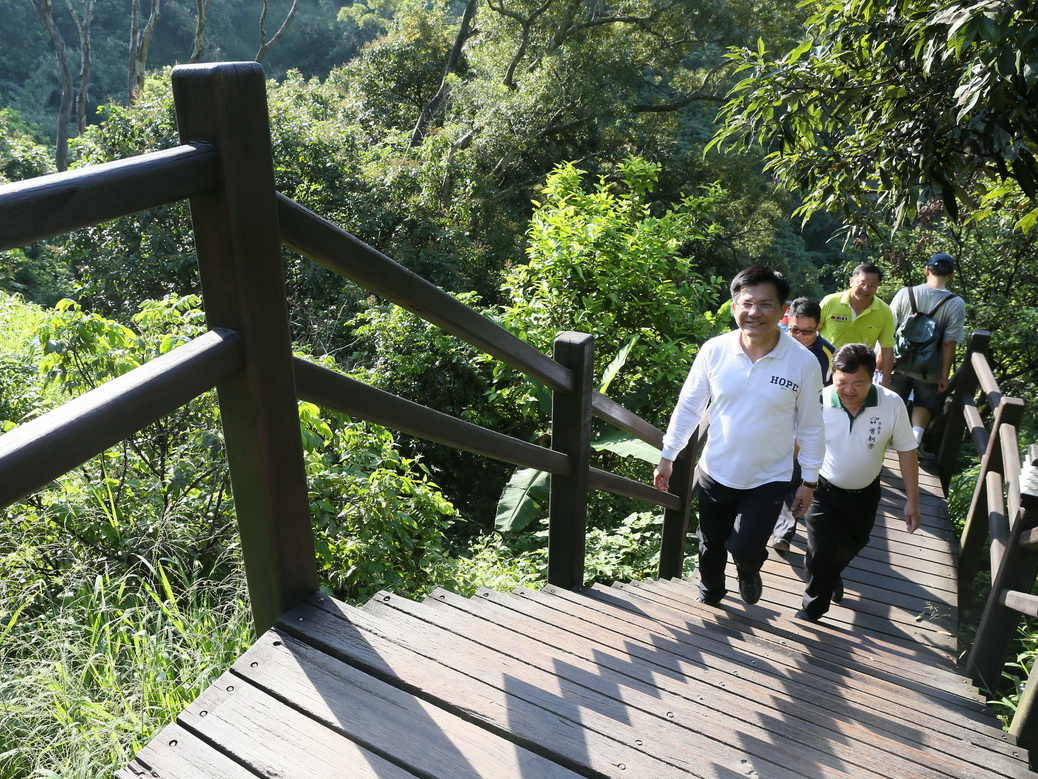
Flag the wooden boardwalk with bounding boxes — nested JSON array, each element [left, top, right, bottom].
[[119, 453, 1037, 778]]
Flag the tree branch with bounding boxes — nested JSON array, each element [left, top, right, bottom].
[[255, 0, 301, 63]]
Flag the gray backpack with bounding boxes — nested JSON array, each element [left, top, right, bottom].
[[893, 287, 957, 380]]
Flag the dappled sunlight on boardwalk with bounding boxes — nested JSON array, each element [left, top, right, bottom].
[[120, 451, 1034, 778]]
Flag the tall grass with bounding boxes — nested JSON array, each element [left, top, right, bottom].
[[0, 556, 253, 778]]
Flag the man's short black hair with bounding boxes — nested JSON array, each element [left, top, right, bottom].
[[730, 265, 790, 303], [787, 297, 821, 322], [832, 343, 877, 376], [851, 262, 883, 282]]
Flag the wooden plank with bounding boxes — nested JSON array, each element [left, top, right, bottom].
[[277, 596, 707, 779], [717, 573, 959, 660], [578, 584, 1024, 764], [359, 593, 879, 779], [645, 574, 960, 678], [742, 558, 959, 636], [173, 669, 418, 778], [763, 547, 958, 613], [117, 723, 261, 778], [224, 632, 583, 779], [598, 580, 969, 702], [582, 582, 982, 718], [427, 588, 1031, 779], [565, 584, 1001, 732]]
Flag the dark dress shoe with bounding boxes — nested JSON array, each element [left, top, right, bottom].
[[738, 571, 763, 604]]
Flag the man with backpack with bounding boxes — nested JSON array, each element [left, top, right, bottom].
[[889, 253, 967, 447]]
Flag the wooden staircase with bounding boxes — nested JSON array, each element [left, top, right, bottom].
[[119, 452, 1037, 778], [121, 578, 1031, 778]]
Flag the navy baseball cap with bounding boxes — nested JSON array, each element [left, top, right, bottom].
[[927, 253, 956, 274]]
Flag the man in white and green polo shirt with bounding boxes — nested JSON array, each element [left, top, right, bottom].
[[798, 343, 920, 622]]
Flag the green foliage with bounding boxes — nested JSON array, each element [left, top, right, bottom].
[[443, 529, 546, 596], [348, 294, 516, 523], [0, 556, 252, 778], [11, 296, 234, 587], [987, 621, 1038, 727], [591, 428, 662, 464], [61, 77, 198, 319], [0, 293, 46, 427], [712, 0, 1038, 235], [299, 398, 460, 603], [873, 212, 1038, 429], [500, 157, 723, 417], [583, 510, 694, 584], [494, 467, 549, 533]]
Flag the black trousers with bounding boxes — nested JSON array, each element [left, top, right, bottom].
[[696, 472, 788, 601], [802, 475, 881, 619]]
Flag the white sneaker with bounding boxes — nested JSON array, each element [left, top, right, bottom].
[[770, 536, 790, 552]]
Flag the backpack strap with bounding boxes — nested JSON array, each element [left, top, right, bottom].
[[907, 286, 919, 315], [925, 291, 958, 318]]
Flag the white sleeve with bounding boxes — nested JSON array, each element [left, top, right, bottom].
[[660, 349, 712, 461], [890, 393, 918, 452], [794, 359, 825, 482]]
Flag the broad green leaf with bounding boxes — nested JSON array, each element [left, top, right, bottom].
[[591, 429, 662, 464], [494, 468, 550, 532]]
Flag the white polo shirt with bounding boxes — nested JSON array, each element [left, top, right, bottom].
[[819, 384, 916, 489], [661, 329, 824, 489]]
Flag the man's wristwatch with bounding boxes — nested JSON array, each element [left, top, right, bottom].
[[802, 480, 818, 489]]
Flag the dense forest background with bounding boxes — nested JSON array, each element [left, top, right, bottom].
[[1, 0, 1038, 775]]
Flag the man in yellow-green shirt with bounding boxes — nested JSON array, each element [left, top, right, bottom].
[[819, 263, 896, 387]]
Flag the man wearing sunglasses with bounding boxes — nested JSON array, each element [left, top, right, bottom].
[[770, 297, 834, 553]]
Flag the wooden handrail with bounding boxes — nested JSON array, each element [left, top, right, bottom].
[[1002, 423, 1023, 521], [294, 356, 680, 510], [972, 350, 1002, 408], [0, 329, 243, 508], [0, 144, 219, 251], [936, 330, 989, 488], [292, 357, 571, 476], [277, 195, 574, 394], [987, 471, 1007, 579], [277, 193, 670, 452]]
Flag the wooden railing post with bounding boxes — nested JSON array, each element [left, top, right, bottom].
[[965, 491, 1038, 693], [547, 332, 594, 589], [657, 427, 703, 580], [960, 398, 1025, 587], [172, 62, 317, 633], [1009, 464, 1038, 761], [936, 330, 989, 490]]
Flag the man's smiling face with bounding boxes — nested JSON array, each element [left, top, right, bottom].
[[733, 283, 782, 337]]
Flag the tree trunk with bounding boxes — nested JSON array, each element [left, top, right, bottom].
[[255, 0, 300, 63], [128, 0, 161, 102], [66, 0, 95, 133], [409, 0, 478, 147], [190, 0, 211, 62], [31, 0, 73, 170]]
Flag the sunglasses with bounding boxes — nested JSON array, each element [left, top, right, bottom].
[[788, 327, 816, 337]]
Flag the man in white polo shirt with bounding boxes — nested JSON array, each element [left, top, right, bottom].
[[654, 266, 825, 607], [798, 343, 920, 622]]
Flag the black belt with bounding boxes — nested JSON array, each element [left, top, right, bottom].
[[819, 475, 879, 495]]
